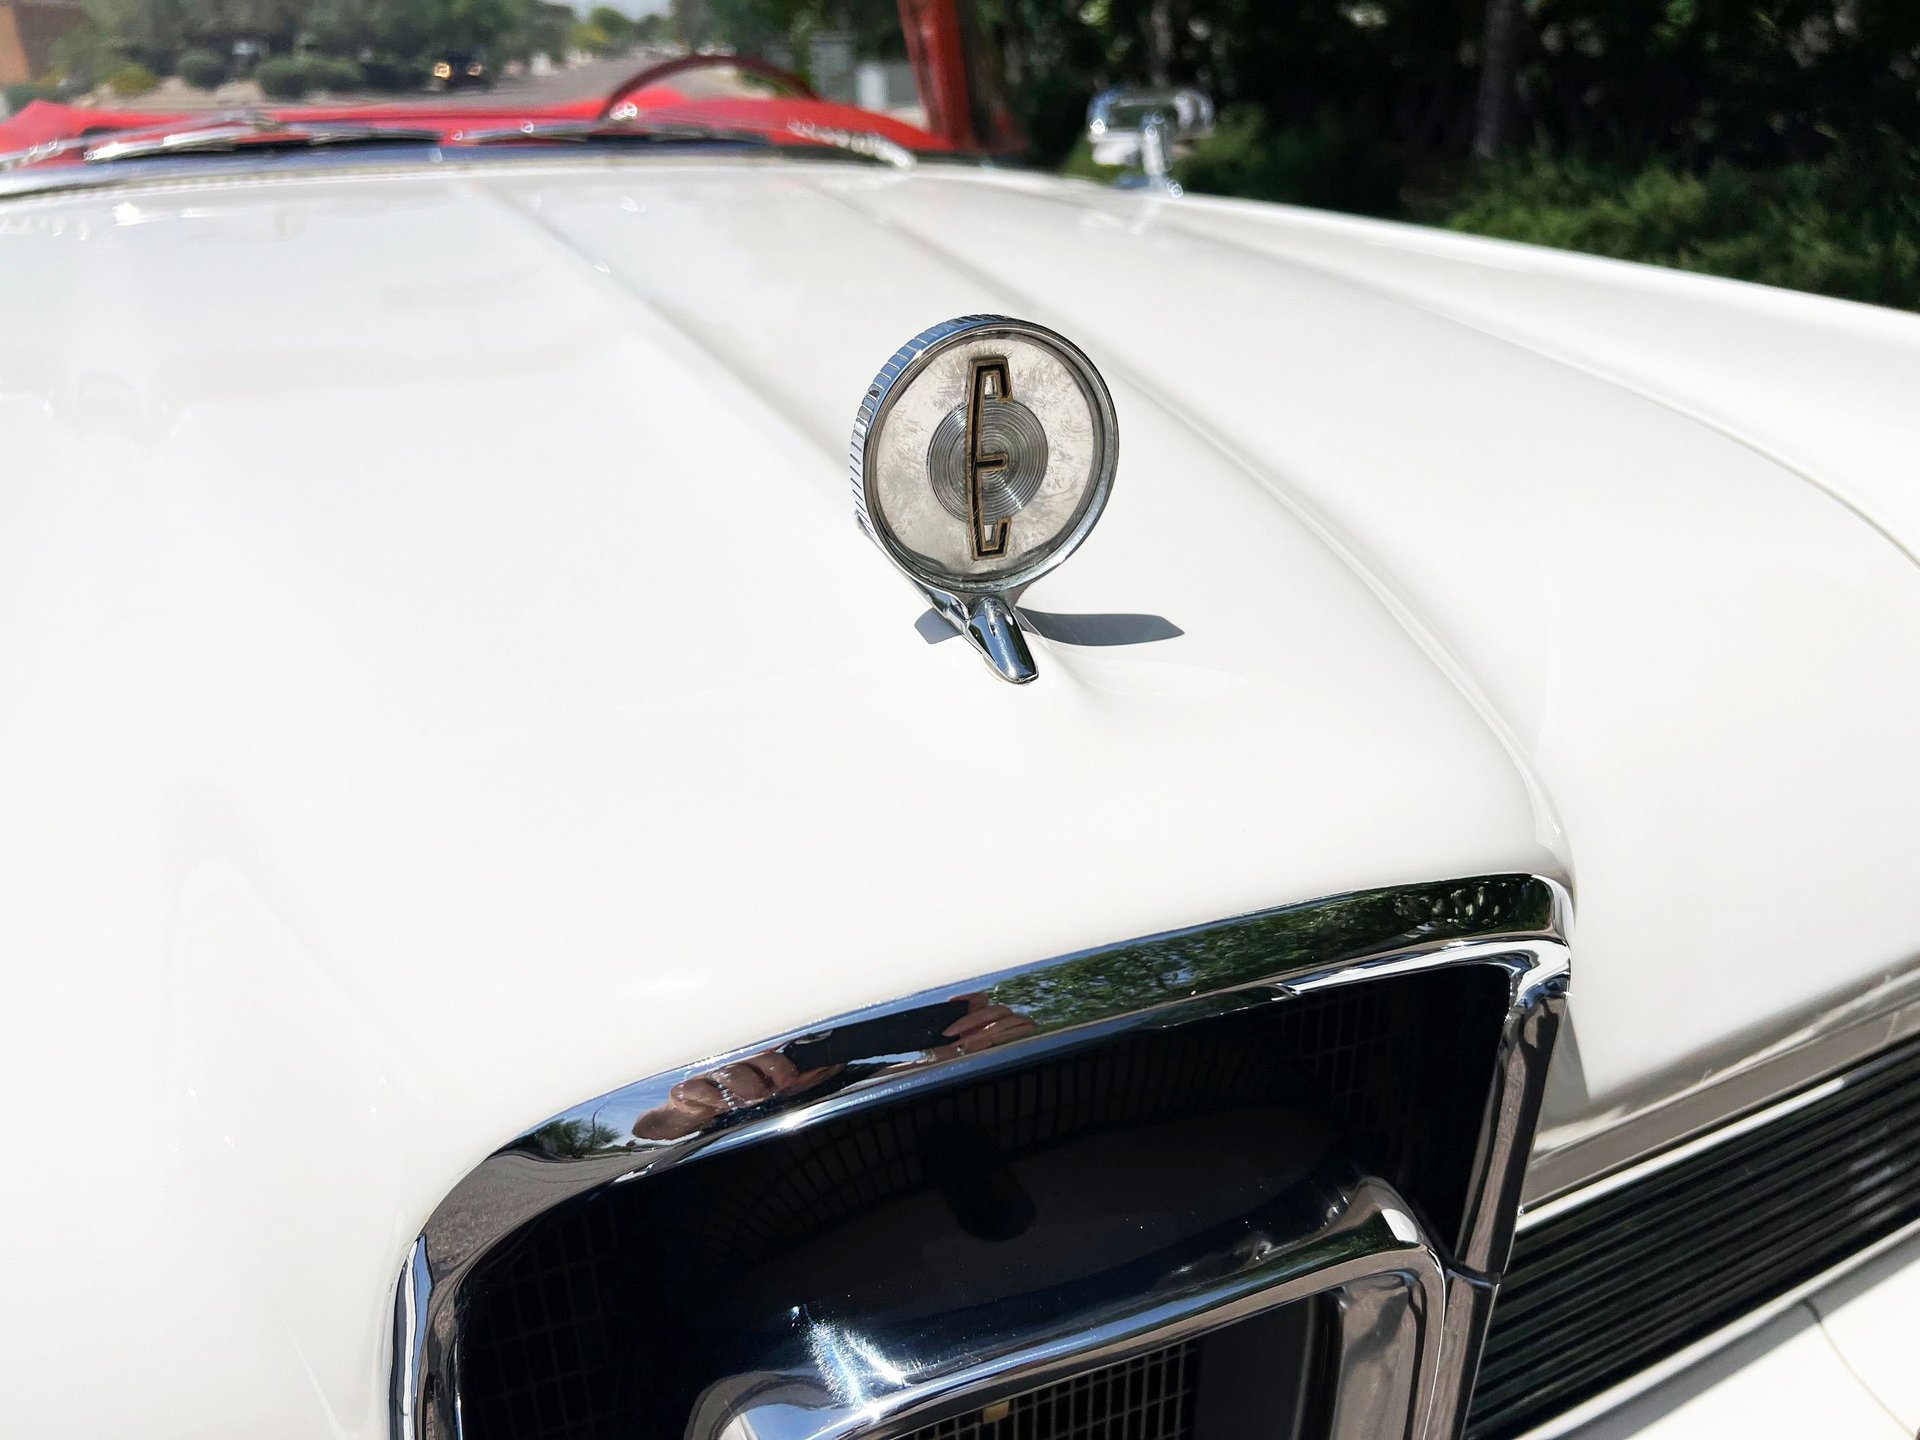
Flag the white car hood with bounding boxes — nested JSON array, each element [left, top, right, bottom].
[[3, 157, 1919, 1437]]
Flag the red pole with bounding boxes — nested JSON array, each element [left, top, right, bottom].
[[898, 0, 1023, 153]]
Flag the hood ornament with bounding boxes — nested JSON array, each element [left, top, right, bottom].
[[851, 315, 1119, 684]]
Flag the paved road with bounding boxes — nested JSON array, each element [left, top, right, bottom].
[[405, 52, 655, 108]]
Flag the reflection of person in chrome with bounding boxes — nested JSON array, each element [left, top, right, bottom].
[[630, 993, 1037, 1142], [928, 993, 1037, 1056]]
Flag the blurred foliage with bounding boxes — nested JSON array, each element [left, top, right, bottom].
[[175, 48, 227, 88], [4, 79, 63, 111], [1061, 106, 1403, 216], [704, 0, 905, 68], [1441, 139, 1920, 309], [989, 877, 1547, 1030], [71, 0, 581, 83], [566, 5, 637, 56], [253, 53, 309, 96], [34, 0, 1920, 310], [105, 61, 158, 95], [49, 20, 115, 89], [358, 51, 425, 89], [305, 53, 365, 89], [1173, 105, 1404, 215], [960, 0, 1920, 308], [586, 5, 634, 43], [968, 0, 1920, 168]]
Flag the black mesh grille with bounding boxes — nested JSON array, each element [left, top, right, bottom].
[[465, 1196, 623, 1440], [898, 1342, 1198, 1440], [1469, 1032, 1920, 1438]]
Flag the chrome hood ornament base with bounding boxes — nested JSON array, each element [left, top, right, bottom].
[[851, 316, 1120, 684]]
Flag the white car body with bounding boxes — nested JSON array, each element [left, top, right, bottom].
[[3, 154, 1918, 1437]]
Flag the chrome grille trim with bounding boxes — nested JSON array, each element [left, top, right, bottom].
[[390, 873, 1571, 1440]]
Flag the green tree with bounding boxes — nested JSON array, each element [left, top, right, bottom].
[[587, 5, 634, 46], [83, 0, 189, 69], [500, 0, 573, 62], [48, 18, 114, 87], [672, 0, 712, 49]]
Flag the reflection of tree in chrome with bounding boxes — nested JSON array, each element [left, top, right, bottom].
[[523, 879, 1548, 1157], [988, 876, 1548, 1029], [529, 1116, 624, 1157]]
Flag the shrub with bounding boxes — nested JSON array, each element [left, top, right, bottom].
[[176, 50, 225, 90], [303, 55, 363, 93], [1058, 134, 1125, 184], [105, 62, 158, 98], [1444, 145, 1920, 311], [1172, 107, 1403, 217], [254, 55, 308, 100], [5, 78, 62, 112], [359, 53, 421, 92]]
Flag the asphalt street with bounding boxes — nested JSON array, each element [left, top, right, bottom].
[[400, 52, 661, 107]]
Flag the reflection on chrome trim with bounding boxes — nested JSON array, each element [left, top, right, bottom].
[[1514, 1213, 1920, 1439], [1518, 1072, 1848, 1232], [389, 873, 1570, 1440]]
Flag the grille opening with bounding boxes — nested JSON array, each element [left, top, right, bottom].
[[890, 1300, 1327, 1440], [897, 1340, 1203, 1440], [456, 966, 1508, 1440]]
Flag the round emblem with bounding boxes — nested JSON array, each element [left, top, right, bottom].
[[852, 315, 1118, 596]]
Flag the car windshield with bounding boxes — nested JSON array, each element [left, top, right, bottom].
[[0, 4, 1022, 194]]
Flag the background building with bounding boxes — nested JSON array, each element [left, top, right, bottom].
[[0, 0, 85, 87]]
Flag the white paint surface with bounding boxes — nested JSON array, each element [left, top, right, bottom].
[[2, 155, 1918, 1434]]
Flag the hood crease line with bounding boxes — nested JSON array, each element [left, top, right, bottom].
[[1137, 201, 1920, 575]]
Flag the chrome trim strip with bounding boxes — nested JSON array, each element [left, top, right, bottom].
[[1524, 958, 1920, 1208], [1514, 1213, 1920, 1439], [389, 1238, 431, 1440], [389, 873, 1570, 1440], [1516, 1072, 1849, 1232]]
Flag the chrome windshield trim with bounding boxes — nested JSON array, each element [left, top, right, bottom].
[[77, 111, 444, 164], [448, 116, 770, 148], [0, 135, 91, 171], [389, 872, 1570, 1440]]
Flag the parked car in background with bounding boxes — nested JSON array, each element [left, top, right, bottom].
[[429, 49, 491, 90], [1, 8, 1917, 1440]]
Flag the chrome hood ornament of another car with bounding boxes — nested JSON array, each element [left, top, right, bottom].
[[852, 315, 1119, 684]]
